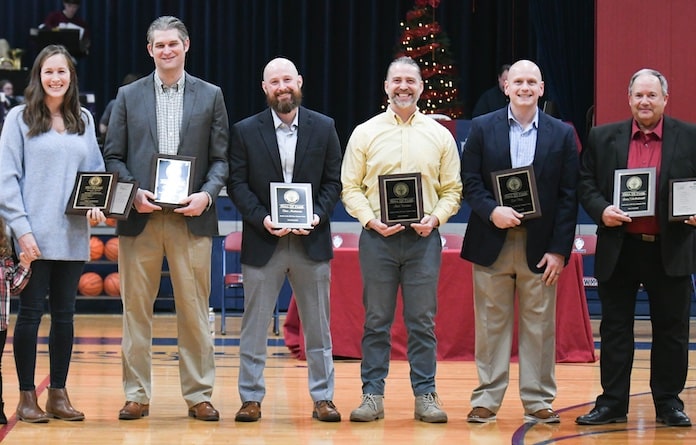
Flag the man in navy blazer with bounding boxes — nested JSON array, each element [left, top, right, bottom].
[[576, 69, 696, 427], [461, 60, 578, 424], [103, 16, 228, 422], [227, 57, 342, 422]]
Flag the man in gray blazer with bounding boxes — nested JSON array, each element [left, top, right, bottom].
[[103, 16, 228, 422], [227, 57, 342, 422]]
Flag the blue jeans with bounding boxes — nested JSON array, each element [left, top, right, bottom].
[[358, 228, 441, 396], [13, 260, 83, 391]]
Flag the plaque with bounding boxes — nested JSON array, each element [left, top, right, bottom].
[[106, 180, 139, 220], [491, 166, 541, 219], [613, 167, 655, 217], [270, 182, 314, 229], [668, 178, 696, 222], [378, 172, 424, 226], [151, 154, 195, 207], [65, 172, 117, 215]]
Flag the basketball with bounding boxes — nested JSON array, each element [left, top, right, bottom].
[[90, 236, 104, 261], [104, 237, 119, 262], [78, 272, 103, 296], [103, 272, 120, 297]]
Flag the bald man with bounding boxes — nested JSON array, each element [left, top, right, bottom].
[[227, 57, 343, 422], [460, 59, 578, 424]]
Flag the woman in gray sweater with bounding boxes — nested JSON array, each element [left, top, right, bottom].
[[0, 44, 105, 423]]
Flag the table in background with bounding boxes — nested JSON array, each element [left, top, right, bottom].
[[284, 248, 596, 363]]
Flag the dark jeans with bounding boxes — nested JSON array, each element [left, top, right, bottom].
[[13, 260, 83, 391]]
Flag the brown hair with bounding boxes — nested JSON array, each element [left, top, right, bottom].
[[23, 45, 85, 137], [0, 218, 11, 258]]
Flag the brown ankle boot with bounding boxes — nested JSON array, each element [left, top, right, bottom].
[[45, 387, 85, 421], [17, 390, 49, 423]]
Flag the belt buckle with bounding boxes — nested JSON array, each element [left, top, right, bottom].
[[641, 234, 656, 242]]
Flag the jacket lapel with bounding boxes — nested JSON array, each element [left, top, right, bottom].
[[257, 110, 284, 180]]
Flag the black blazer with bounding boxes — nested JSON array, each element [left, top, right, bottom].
[[578, 116, 696, 279], [227, 107, 342, 267], [460, 108, 579, 272]]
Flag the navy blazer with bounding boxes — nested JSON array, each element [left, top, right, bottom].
[[578, 116, 696, 279], [460, 108, 579, 272], [227, 107, 342, 267], [103, 72, 230, 237]]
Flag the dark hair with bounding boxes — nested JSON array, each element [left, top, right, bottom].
[[64, 0, 81, 5], [498, 64, 511, 76], [23, 45, 85, 137]]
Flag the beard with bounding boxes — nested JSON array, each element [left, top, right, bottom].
[[267, 89, 303, 114], [389, 92, 418, 110]]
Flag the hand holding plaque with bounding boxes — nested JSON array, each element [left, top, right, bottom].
[[613, 167, 656, 217], [378, 172, 424, 226], [270, 182, 314, 229], [65, 172, 118, 215], [490, 166, 541, 219], [151, 155, 195, 207]]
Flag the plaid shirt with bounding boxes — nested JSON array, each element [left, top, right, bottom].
[[1, 257, 31, 330]]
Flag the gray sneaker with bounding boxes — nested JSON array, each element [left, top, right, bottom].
[[349, 394, 384, 422], [414, 392, 448, 423]]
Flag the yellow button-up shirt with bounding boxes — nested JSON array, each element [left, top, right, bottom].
[[341, 108, 462, 227]]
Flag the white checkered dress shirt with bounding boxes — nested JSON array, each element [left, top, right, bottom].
[[154, 74, 185, 156]]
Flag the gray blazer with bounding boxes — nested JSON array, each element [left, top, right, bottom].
[[103, 72, 229, 237]]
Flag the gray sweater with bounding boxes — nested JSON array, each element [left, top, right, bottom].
[[0, 105, 104, 261]]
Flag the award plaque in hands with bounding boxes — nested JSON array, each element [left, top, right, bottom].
[[106, 180, 139, 220], [65, 172, 118, 215], [378, 172, 424, 226], [668, 178, 696, 222], [490, 166, 541, 219], [151, 154, 195, 207], [270, 182, 314, 229], [613, 167, 656, 217]]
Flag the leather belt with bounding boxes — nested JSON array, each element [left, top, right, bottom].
[[625, 233, 659, 242]]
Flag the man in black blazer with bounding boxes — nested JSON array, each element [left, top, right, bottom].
[[576, 68, 696, 427], [461, 60, 578, 424], [227, 57, 342, 422], [103, 16, 228, 422]]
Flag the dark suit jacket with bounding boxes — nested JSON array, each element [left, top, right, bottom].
[[461, 108, 579, 272], [578, 116, 696, 279], [227, 107, 342, 267], [103, 72, 229, 237]]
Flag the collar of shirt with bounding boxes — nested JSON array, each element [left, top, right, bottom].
[[507, 106, 539, 131], [631, 117, 664, 142], [386, 106, 421, 126], [271, 108, 299, 131], [154, 72, 186, 94]]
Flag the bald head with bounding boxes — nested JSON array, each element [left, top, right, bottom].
[[262, 57, 303, 116], [505, 59, 544, 116]]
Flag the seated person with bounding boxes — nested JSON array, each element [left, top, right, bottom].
[[42, 0, 91, 55], [471, 64, 510, 117], [100, 73, 141, 136]]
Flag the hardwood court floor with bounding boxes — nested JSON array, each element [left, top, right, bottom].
[[0, 315, 694, 444]]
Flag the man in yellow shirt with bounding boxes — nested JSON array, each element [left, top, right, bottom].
[[341, 56, 462, 423]]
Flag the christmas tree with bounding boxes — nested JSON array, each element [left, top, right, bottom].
[[395, 0, 463, 118]]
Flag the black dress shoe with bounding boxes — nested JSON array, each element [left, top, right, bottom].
[[575, 406, 627, 425], [656, 408, 692, 427]]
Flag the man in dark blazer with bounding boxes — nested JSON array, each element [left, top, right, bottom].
[[103, 16, 228, 422], [576, 68, 696, 427], [227, 57, 342, 422], [461, 60, 578, 424]]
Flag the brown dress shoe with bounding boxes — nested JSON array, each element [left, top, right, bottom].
[[17, 390, 49, 423], [188, 401, 219, 421], [118, 401, 149, 420], [313, 400, 341, 422], [235, 401, 261, 422], [46, 387, 85, 421]]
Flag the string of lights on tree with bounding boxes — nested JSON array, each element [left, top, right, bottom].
[[391, 0, 463, 118]]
